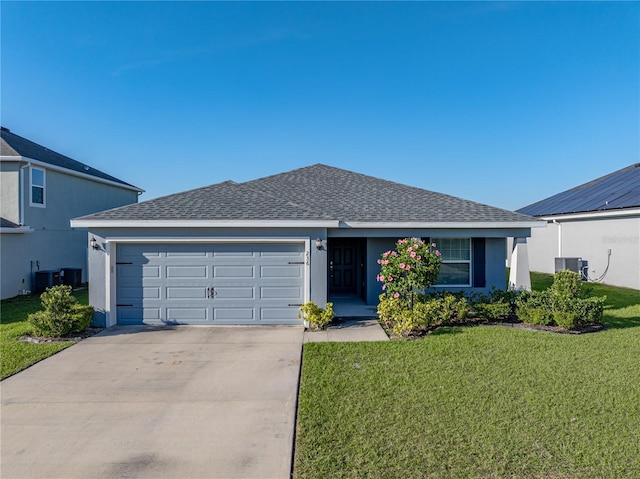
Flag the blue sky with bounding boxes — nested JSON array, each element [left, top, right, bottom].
[[2, 1, 638, 211]]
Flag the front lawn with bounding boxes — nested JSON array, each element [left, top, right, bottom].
[[294, 275, 640, 478], [0, 288, 89, 380]]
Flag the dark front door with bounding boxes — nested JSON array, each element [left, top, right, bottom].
[[328, 239, 364, 296]]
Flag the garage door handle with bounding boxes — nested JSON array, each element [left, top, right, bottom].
[[207, 287, 217, 298], [288, 303, 303, 307]]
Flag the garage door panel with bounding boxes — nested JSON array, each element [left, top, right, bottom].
[[214, 287, 254, 299], [116, 242, 305, 325], [167, 308, 209, 321], [166, 287, 207, 299], [166, 266, 209, 279], [214, 266, 255, 278], [261, 307, 299, 321], [260, 287, 302, 299], [214, 308, 254, 321], [261, 265, 302, 278]]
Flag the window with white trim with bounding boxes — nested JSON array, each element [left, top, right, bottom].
[[433, 238, 471, 286], [30, 167, 46, 207]]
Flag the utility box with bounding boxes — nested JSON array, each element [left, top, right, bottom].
[[555, 257, 588, 281], [34, 270, 61, 294], [61, 268, 82, 288]]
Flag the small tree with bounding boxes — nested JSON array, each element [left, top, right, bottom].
[[377, 238, 442, 308]]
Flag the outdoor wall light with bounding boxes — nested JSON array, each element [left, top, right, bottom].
[[90, 237, 101, 250], [315, 238, 323, 250]]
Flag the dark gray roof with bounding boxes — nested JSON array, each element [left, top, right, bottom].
[[518, 163, 640, 217], [0, 217, 20, 228], [76, 164, 535, 224], [1, 127, 141, 190]]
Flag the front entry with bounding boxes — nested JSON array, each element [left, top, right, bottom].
[[328, 238, 366, 298]]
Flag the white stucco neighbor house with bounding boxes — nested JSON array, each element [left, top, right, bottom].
[[71, 164, 543, 327], [0, 127, 143, 300], [516, 163, 640, 290]]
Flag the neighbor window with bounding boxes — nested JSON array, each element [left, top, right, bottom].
[[30, 167, 46, 207], [433, 238, 471, 286]]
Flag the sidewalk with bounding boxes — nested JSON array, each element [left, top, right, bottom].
[[303, 318, 389, 343]]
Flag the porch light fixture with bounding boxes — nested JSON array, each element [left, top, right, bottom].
[[315, 238, 323, 250], [90, 237, 100, 250]]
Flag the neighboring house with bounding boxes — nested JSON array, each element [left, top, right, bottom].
[[516, 163, 640, 290], [71, 164, 542, 327], [0, 127, 143, 300]]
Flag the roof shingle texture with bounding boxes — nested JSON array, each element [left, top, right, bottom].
[[1, 128, 139, 189], [518, 163, 640, 217], [76, 164, 535, 223]]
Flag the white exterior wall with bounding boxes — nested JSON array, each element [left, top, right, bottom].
[[527, 213, 640, 290]]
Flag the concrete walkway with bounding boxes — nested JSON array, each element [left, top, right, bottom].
[[1, 325, 303, 479], [303, 318, 389, 343]]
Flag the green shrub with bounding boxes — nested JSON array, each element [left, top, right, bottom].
[[572, 296, 606, 325], [28, 285, 94, 337], [378, 293, 468, 336], [299, 302, 334, 329], [474, 301, 512, 320], [553, 311, 579, 329], [515, 272, 606, 329]]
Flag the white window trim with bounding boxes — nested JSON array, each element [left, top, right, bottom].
[[433, 237, 472, 287], [29, 167, 46, 208]]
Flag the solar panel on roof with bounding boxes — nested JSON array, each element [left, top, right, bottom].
[[517, 164, 640, 216]]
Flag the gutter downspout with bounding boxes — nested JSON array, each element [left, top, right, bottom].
[[552, 219, 562, 257], [19, 161, 30, 226]]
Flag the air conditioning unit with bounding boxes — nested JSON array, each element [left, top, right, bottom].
[[555, 257, 588, 281]]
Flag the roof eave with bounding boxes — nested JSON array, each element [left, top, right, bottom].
[[0, 155, 144, 193], [70, 219, 341, 228], [537, 207, 640, 221], [341, 220, 546, 229]]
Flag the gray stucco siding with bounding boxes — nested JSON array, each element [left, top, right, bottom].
[[0, 168, 139, 299]]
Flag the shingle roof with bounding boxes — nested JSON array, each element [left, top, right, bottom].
[[1, 127, 141, 191], [517, 163, 640, 217], [0, 217, 20, 228], [75, 164, 535, 224]]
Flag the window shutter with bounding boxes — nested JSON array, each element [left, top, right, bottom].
[[472, 238, 486, 288]]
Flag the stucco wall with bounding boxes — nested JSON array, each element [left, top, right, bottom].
[[85, 228, 524, 325], [0, 167, 138, 300], [527, 215, 640, 290]]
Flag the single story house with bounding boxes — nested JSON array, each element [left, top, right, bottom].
[[0, 127, 142, 300], [71, 164, 542, 327], [516, 163, 639, 290]]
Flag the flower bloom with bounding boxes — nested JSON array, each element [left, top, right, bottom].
[[435, 250, 441, 256], [410, 251, 416, 258], [379, 275, 385, 282], [387, 276, 393, 281], [399, 263, 405, 269], [405, 265, 411, 271], [382, 285, 386, 290], [393, 292, 400, 298], [432, 243, 437, 248], [417, 255, 421, 260]]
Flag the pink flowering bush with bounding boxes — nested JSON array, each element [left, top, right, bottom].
[[376, 238, 442, 306]]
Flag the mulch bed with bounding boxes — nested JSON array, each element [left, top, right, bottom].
[[382, 317, 605, 340], [19, 327, 104, 344]]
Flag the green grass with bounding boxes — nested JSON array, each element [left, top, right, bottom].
[[294, 274, 640, 478], [0, 288, 89, 380]]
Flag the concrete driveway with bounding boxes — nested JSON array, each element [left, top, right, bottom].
[[1, 325, 303, 479]]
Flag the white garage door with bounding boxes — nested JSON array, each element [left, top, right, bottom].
[[116, 243, 305, 325]]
